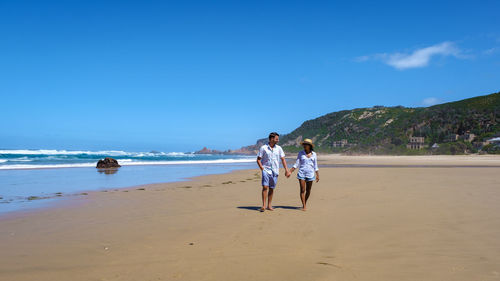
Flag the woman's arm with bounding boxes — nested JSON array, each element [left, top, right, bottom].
[[314, 153, 319, 182]]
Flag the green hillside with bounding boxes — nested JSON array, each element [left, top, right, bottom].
[[278, 91, 500, 155]]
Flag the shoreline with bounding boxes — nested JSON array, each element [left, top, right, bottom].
[[2, 154, 499, 217], [2, 154, 500, 218], [2, 153, 500, 171], [0, 158, 255, 171]]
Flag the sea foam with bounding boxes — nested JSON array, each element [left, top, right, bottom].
[[0, 149, 196, 157], [0, 158, 254, 170]]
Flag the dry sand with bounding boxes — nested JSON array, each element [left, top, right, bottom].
[[1, 155, 500, 281], [318, 154, 500, 166]]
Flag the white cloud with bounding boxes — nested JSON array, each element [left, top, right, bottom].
[[357, 42, 463, 70], [420, 97, 442, 106]]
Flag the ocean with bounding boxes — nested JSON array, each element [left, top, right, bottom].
[[0, 149, 255, 214]]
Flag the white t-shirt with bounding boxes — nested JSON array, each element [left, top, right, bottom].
[[257, 143, 285, 175]]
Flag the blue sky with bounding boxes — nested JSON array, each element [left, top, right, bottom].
[[1, 0, 499, 152]]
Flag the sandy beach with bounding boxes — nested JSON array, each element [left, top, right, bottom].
[[1, 155, 500, 281]]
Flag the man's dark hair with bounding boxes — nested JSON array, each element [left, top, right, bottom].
[[268, 132, 279, 140]]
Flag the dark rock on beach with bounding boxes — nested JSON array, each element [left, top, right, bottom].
[[96, 157, 121, 169]]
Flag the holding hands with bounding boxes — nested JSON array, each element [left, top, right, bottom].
[[286, 167, 319, 182]]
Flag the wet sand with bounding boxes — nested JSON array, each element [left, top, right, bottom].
[[1, 155, 500, 281]]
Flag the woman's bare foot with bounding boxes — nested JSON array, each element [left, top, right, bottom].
[[301, 207, 307, 211], [267, 206, 274, 211], [259, 207, 265, 212]]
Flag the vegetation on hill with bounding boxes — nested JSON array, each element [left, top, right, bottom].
[[276, 91, 500, 155]]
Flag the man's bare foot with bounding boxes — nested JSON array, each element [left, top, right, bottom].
[[259, 207, 265, 212], [301, 207, 307, 211], [267, 206, 274, 211]]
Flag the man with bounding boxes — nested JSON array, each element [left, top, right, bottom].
[[256, 132, 290, 212]]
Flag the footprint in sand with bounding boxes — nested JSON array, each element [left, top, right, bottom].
[[317, 262, 342, 269]]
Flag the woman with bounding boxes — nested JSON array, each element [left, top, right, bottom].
[[289, 138, 319, 211]]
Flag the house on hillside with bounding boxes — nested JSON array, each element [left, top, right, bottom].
[[444, 134, 459, 142], [332, 139, 348, 148], [407, 136, 425, 150], [444, 132, 476, 143], [459, 132, 476, 142]]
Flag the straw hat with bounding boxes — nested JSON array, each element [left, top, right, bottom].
[[300, 138, 314, 148]]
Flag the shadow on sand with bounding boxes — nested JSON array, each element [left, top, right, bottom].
[[237, 206, 301, 211]]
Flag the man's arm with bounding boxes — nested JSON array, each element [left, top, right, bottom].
[[257, 157, 264, 171], [281, 157, 290, 177], [256, 146, 264, 171], [279, 147, 290, 177], [289, 152, 300, 174]]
